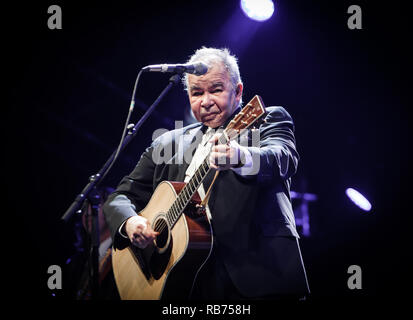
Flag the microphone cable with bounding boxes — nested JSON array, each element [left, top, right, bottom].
[[98, 69, 143, 184]]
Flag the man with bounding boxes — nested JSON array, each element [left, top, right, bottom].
[[103, 47, 310, 300]]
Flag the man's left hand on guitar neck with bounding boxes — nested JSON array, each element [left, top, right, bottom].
[[208, 133, 252, 171]]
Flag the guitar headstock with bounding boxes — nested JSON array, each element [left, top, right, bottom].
[[225, 95, 266, 140]]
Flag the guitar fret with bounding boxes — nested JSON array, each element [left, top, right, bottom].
[[199, 163, 206, 175], [188, 181, 194, 194], [169, 205, 174, 222], [175, 198, 182, 214], [167, 209, 173, 226], [183, 187, 190, 201], [181, 189, 188, 203], [193, 172, 200, 185], [172, 203, 178, 220], [186, 186, 192, 199], [202, 161, 209, 173], [175, 202, 180, 219], [196, 169, 203, 182], [181, 196, 186, 210], [175, 202, 181, 219], [178, 197, 184, 212]]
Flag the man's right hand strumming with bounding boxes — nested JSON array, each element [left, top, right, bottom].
[[124, 215, 159, 249]]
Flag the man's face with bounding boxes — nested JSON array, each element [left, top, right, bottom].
[[187, 63, 243, 128]]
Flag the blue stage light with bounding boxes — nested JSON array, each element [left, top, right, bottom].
[[345, 188, 372, 212], [240, 0, 274, 22]]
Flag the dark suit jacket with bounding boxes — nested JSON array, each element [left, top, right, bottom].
[[103, 106, 310, 297]]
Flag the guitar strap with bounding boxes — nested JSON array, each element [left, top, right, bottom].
[[200, 170, 219, 207]]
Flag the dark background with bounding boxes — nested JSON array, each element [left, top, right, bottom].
[[5, 0, 411, 308]]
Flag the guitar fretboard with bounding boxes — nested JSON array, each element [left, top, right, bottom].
[[165, 133, 228, 227]]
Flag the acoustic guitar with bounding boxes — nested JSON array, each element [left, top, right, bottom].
[[111, 95, 266, 299]]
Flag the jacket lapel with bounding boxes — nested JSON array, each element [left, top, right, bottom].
[[169, 123, 205, 182]]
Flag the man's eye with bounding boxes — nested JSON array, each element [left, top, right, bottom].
[[192, 92, 202, 96], [212, 89, 222, 93]]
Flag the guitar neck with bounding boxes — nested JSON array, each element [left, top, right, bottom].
[[166, 134, 228, 228]]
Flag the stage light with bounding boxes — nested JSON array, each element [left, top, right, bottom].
[[345, 188, 372, 212], [240, 0, 274, 22]]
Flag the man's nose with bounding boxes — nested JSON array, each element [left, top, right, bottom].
[[201, 93, 214, 109]]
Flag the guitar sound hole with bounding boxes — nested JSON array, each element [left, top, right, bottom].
[[153, 215, 170, 254]]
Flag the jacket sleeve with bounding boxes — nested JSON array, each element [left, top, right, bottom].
[[246, 106, 299, 184], [103, 140, 158, 247]]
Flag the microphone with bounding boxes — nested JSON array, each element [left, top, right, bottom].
[[142, 62, 208, 76]]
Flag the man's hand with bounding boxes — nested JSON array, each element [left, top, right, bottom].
[[208, 134, 245, 170], [124, 215, 159, 248]]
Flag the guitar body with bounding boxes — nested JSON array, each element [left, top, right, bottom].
[[112, 181, 213, 300]]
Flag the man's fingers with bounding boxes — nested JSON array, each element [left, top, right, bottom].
[[131, 235, 155, 248], [208, 133, 220, 145], [140, 232, 155, 241], [135, 223, 146, 233], [210, 150, 231, 165], [141, 226, 160, 239], [130, 219, 160, 248], [144, 220, 159, 235], [211, 144, 230, 153]]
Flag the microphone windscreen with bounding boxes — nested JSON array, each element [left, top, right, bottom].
[[193, 62, 208, 76]]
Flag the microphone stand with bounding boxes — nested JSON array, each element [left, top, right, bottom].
[[61, 72, 182, 299]]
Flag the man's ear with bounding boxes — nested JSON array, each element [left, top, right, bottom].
[[235, 83, 243, 99]]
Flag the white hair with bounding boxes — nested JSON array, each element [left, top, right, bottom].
[[182, 47, 243, 106]]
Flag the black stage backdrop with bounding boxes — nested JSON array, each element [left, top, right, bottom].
[[4, 0, 411, 314]]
